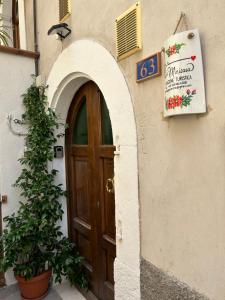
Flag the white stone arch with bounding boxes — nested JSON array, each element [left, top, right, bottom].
[[47, 39, 140, 300]]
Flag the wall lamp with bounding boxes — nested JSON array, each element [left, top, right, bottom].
[[47, 23, 71, 40]]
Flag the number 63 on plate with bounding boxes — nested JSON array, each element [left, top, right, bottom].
[[137, 52, 161, 83]]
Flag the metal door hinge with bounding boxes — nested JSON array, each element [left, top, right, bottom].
[[114, 144, 120, 156], [0, 195, 7, 204]]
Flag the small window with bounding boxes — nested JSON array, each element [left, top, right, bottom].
[[73, 97, 88, 145], [100, 93, 113, 145], [59, 0, 71, 23]]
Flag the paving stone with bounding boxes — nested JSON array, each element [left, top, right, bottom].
[[0, 284, 62, 300]]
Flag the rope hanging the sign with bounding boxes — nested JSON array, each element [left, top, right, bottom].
[[162, 12, 194, 53], [173, 12, 186, 34], [173, 12, 195, 39]]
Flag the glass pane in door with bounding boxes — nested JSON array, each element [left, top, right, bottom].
[[101, 93, 113, 145], [73, 96, 88, 144]]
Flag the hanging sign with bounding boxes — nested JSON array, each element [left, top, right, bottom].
[[164, 29, 206, 117], [137, 52, 161, 82]]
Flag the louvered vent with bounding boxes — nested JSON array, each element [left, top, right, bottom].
[[116, 2, 141, 60], [59, 0, 71, 22]]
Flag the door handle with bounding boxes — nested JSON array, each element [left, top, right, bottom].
[[106, 178, 114, 194]]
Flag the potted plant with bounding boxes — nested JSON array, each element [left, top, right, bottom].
[[0, 82, 87, 299], [0, 0, 11, 46], [0, 23, 10, 45]]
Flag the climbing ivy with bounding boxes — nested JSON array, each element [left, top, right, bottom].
[[0, 83, 87, 289]]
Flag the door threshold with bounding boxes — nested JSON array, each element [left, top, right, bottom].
[[76, 286, 99, 300]]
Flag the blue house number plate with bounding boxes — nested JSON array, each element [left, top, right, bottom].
[[137, 52, 161, 82]]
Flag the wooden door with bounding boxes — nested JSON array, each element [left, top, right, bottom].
[[66, 82, 116, 300]]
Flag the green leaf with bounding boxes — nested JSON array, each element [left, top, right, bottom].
[[0, 82, 87, 289]]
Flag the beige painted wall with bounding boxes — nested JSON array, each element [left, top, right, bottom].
[[0, 52, 35, 284], [24, 0, 34, 51], [32, 1, 225, 299]]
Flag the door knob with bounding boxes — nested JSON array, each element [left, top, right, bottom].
[[106, 178, 114, 194]]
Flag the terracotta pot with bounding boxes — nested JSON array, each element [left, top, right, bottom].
[[15, 269, 52, 300]]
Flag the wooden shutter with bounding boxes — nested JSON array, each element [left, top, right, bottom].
[[59, 0, 71, 22], [116, 2, 142, 60]]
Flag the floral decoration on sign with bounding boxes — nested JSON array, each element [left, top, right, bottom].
[[166, 43, 185, 57], [166, 89, 196, 110]]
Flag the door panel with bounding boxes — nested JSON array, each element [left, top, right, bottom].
[[99, 154, 115, 299], [66, 82, 115, 300], [74, 158, 90, 223], [101, 158, 115, 239]]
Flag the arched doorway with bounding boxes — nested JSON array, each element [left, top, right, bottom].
[[47, 39, 140, 300], [66, 81, 116, 300]]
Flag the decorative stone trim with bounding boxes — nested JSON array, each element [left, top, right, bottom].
[[141, 258, 210, 300]]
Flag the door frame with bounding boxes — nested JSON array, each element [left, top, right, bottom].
[[47, 39, 140, 300]]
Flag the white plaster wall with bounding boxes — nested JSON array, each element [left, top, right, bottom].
[[0, 52, 35, 284]]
